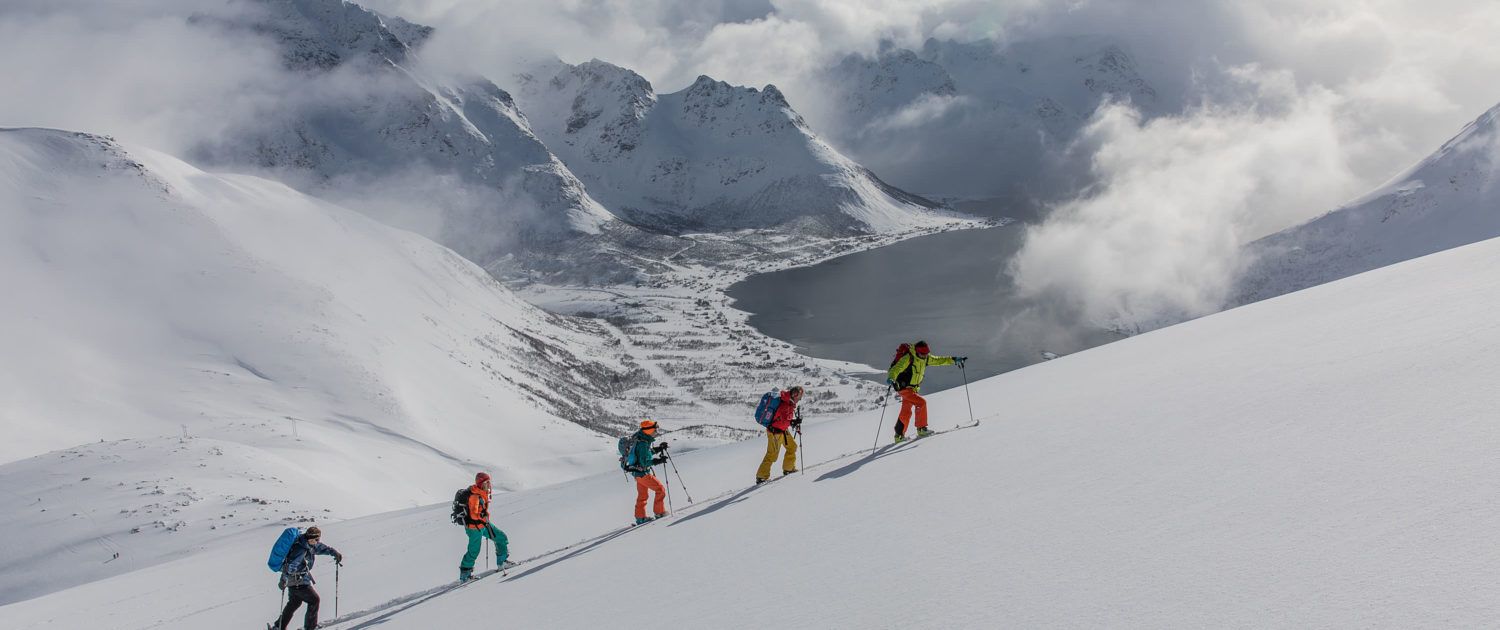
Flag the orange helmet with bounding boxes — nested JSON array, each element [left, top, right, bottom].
[[640, 419, 658, 433]]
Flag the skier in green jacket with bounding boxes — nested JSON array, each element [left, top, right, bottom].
[[886, 340, 966, 442]]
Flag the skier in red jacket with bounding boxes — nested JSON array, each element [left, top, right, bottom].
[[755, 386, 804, 483]]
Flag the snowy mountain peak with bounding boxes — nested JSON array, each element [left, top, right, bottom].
[[515, 59, 953, 234], [226, 0, 419, 70], [1233, 100, 1500, 305], [0, 129, 159, 189], [674, 75, 804, 135], [520, 58, 655, 165]]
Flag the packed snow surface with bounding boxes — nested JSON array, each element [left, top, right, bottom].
[[6, 227, 1499, 628]]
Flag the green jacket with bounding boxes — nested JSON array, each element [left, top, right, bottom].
[[887, 349, 955, 393], [626, 430, 658, 478]]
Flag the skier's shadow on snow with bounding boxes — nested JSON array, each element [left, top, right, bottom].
[[498, 526, 636, 583], [814, 441, 925, 483], [667, 482, 775, 528]]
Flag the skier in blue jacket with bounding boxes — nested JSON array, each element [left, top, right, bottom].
[[271, 526, 342, 630]]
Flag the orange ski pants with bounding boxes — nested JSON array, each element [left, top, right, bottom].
[[635, 474, 666, 519], [895, 388, 928, 434]]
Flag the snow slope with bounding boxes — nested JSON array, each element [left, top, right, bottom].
[[513, 58, 951, 235], [0, 128, 638, 602], [8, 221, 1499, 628], [1234, 101, 1500, 305], [192, 0, 618, 270]]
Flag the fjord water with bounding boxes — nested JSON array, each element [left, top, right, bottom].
[[728, 203, 1120, 394]]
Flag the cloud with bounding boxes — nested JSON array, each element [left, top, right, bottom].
[[0, 1, 292, 156], [864, 94, 970, 133], [1010, 68, 1368, 330]]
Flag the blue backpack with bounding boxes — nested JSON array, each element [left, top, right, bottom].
[[267, 526, 300, 572], [754, 391, 781, 428]]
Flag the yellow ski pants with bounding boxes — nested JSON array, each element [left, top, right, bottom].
[[755, 430, 798, 481]]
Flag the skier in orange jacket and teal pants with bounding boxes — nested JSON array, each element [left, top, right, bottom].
[[459, 472, 509, 582], [886, 341, 966, 442]]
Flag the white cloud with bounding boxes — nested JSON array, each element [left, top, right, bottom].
[[0, 1, 289, 156], [1010, 69, 1365, 330]]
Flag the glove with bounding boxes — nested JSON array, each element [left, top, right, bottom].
[[886, 378, 896, 388], [651, 457, 666, 465], [335, 553, 344, 565], [954, 356, 968, 367], [278, 576, 286, 591]]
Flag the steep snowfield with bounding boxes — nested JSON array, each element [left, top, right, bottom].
[[192, 0, 618, 270], [0, 128, 637, 602], [513, 59, 952, 234], [8, 226, 1499, 628], [1234, 101, 1500, 305]]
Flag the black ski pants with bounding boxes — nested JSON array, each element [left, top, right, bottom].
[[277, 584, 321, 630]]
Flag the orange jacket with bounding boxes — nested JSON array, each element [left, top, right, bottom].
[[466, 483, 490, 529]]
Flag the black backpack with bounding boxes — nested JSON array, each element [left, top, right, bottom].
[[889, 342, 916, 388], [450, 487, 472, 526]]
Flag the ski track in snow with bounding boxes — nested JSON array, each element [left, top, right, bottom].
[[320, 418, 996, 629]]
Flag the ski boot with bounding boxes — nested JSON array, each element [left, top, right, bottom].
[[634, 516, 653, 526], [782, 469, 798, 476], [458, 566, 474, 582], [654, 512, 668, 520], [916, 427, 934, 438], [754, 477, 769, 485], [893, 433, 906, 443]]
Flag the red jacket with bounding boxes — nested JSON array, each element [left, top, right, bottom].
[[769, 390, 798, 433]]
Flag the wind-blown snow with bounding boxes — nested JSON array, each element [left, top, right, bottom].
[[7, 222, 1499, 628]]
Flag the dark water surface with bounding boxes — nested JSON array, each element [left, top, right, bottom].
[[727, 204, 1119, 394]]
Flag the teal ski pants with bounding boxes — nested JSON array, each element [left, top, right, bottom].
[[461, 523, 508, 570]]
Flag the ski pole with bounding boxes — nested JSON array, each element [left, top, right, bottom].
[[797, 424, 805, 476], [660, 461, 674, 515], [484, 535, 490, 572], [871, 384, 892, 452], [666, 454, 694, 503], [960, 363, 975, 425], [334, 561, 340, 617]]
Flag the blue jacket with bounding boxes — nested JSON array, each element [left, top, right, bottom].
[[280, 534, 340, 588], [626, 430, 658, 478]]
